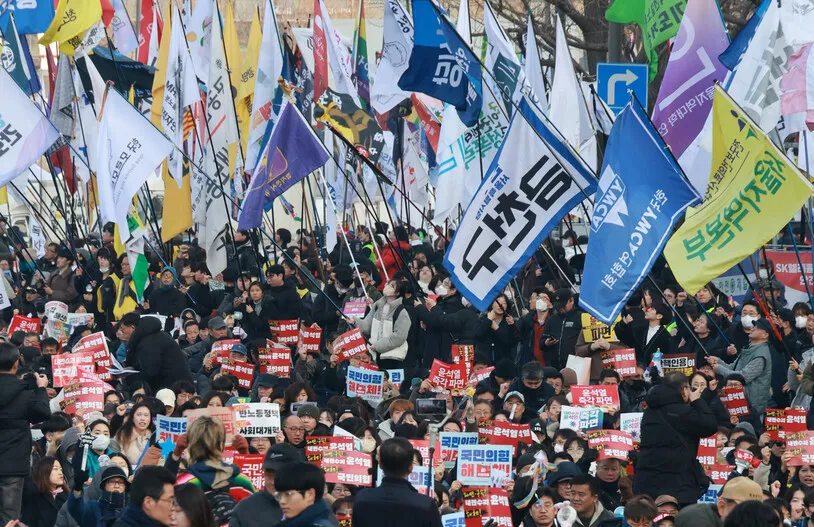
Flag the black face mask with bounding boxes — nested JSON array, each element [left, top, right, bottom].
[[100, 490, 128, 512]]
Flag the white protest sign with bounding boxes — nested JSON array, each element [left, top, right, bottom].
[[233, 403, 282, 437]]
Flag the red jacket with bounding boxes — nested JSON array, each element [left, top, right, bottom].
[[377, 240, 411, 280]]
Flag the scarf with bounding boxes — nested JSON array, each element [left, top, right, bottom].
[[99, 490, 128, 514]]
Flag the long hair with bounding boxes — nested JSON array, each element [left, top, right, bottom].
[[32, 456, 69, 495], [174, 483, 216, 527], [186, 416, 225, 464], [283, 381, 317, 409], [114, 400, 155, 452]]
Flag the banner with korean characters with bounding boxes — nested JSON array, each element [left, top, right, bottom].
[[211, 339, 241, 364], [461, 487, 513, 527], [186, 407, 235, 443], [52, 351, 95, 387], [342, 301, 368, 317], [346, 365, 384, 402], [72, 332, 112, 381], [442, 512, 466, 527], [319, 451, 373, 487], [581, 313, 620, 342], [8, 314, 41, 335], [560, 406, 603, 432], [477, 420, 533, 448], [233, 403, 281, 437], [765, 408, 807, 440], [786, 431, 814, 466], [697, 435, 718, 466], [586, 430, 634, 461], [456, 445, 513, 486], [705, 464, 736, 485], [660, 353, 696, 376], [429, 359, 467, 395], [299, 326, 323, 353], [269, 319, 299, 344], [221, 359, 255, 389], [600, 348, 637, 377], [306, 436, 355, 465], [62, 377, 105, 414], [571, 385, 620, 412], [440, 432, 479, 468], [44, 301, 69, 344], [408, 439, 442, 467], [620, 413, 643, 443], [451, 344, 475, 379], [258, 346, 291, 377], [234, 454, 265, 490], [468, 367, 494, 387], [333, 329, 369, 361], [719, 386, 750, 417], [156, 415, 187, 445]]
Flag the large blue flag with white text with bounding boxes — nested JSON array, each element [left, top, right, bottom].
[[579, 100, 701, 324], [0, 0, 54, 35]]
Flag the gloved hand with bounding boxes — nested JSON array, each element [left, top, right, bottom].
[[172, 433, 188, 460], [71, 445, 89, 491], [232, 434, 249, 454]]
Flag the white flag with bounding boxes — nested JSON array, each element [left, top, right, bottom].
[[370, 0, 413, 114], [484, 0, 528, 115], [186, 0, 213, 86], [148, 3, 161, 67], [162, 7, 201, 186], [244, 0, 284, 175], [110, 0, 138, 55], [524, 14, 549, 114], [94, 88, 172, 233], [319, 0, 359, 102], [69, 58, 99, 182]]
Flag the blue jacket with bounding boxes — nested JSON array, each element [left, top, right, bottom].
[[68, 491, 123, 527], [111, 504, 162, 527], [279, 500, 336, 527]]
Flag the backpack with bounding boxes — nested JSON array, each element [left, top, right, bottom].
[[204, 488, 238, 526]]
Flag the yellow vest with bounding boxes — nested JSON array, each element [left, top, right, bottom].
[[112, 274, 138, 321]]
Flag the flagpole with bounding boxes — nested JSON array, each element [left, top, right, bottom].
[[736, 263, 796, 362], [645, 274, 713, 357], [787, 222, 814, 307]]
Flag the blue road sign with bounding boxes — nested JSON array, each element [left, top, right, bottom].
[[596, 63, 649, 115]]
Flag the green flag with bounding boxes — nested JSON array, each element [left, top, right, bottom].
[[605, 0, 685, 81]]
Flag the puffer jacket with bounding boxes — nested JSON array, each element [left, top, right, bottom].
[[356, 297, 411, 362]]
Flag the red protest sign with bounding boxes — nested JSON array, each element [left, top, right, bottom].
[[8, 314, 41, 336], [211, 339, 241, 364], [269, 319, 299, 344], [305, 436, 355, 466], [706, 464, 735, 484], [72, 332, 111, 381], [333, 328, 368, 361], [786, 431, 814, 466], [719, 386, 750, 417], [697, 435, 718, 466], [429, 359, 467, 395], [661, 353, 696, 376], [257, 347, 291, 377], [408, 439, 442, 467], [765, 408, 807, 440], [342, 301, 368, 317], [52, 351, 95, 387], [234, 454, 265, 491], [587, 430, 634, 461], [469, 367, 494, 387], [187, 407, 235, 443], [299, 326, 322, 354], [462, 488, 513, 527], [600, 348, 637, 377], [571, 385, 620, 411], [221, 359, 255, 389], [62, 377, 105, 415], [451, 344, 475, 379], [477, 420, 533, 448], [319, 451, 373, 487]]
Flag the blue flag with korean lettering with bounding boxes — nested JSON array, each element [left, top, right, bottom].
[[238, 103, 329, 231], [397, 0, 482, 127], [0, 0, 54, 35], [579, 100, 701, 324]]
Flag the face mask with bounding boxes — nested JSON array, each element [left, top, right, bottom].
[[536, 299, 548, 312], [797, 316, 808, 329], [553, 443, 564, 453], [758, 268, 769, 279], [336, 285, 349, 295], [99, 267, 109, 274], [92, 435, 111, 451], [361, 437, 377, 453], [100, 491, 128, 511], [741, 315, 756, 329], [435, 285, 448, 296]]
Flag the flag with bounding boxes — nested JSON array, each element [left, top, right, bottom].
[[282, 30, 314, 118], [0, 0, 54, 35], [719, 0, 769, 71], [238, 104, 329, 230], [237, 9, 261, 153], [149, 0, 171, 128], [483, 0, 528, 115], [780, 43, 814, 131], [663, 85, 814, 295], [186, 0, 213, 86], [0, 68, 59, 186], [223, 2, 241, 92], [651, 0, 729, 160], [146, 2, 161, 67], [113, 201, 149, 303], [312, 0, 328, 102], [161, 164, 191, 241], [352, 0, 370, 109], [315, 87, 385, 164], [370, 0, 412, 114], [443, 97, 596, 311], [39, 0, 102, 55], [779, 0, 814, 47], [320, 0, 360, 104], [605, 0, 685, 81], [524, 14, 549, 114], [579, 100, 701, 324], [137, 0, 162, 64], [71, 54, 102, 181], [94, 87, 173, 234], [245, 0, 284, 175], [398, 0, 482, 127], [279, 194, 299, 221], [0, 14, 39, 95], [109, 0, 138, 55]]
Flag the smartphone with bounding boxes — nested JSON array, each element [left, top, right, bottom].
[[416, 398, 447, 416]]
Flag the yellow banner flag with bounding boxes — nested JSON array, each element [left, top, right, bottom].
[[39, 0, 102, 55], [0, 187, 7, 206], [237, 9, 262, 153], [223, 2, 242, 95], [150, 0, 173, 128], [160, 164, 192, 242], [664, 85, 814, 295]]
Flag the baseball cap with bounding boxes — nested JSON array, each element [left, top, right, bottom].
[[654, 495, 679, 508], [208, 316, 227, 330], [296, 404, 320, 420], [230, 343, 248, 356], [155, 389, 176, 409], [263, 443, 305, 471], [529, 418, 545, 435], [719, 476, 764, 503], [752, 318, 773, 334]]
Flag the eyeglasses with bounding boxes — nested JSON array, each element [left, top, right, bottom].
[[274, 490, 303, 501], [152, 495, 174, 506], [532, 497, 553, 509], [285, 426, 305, 433]]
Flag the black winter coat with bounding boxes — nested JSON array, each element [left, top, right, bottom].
[[473, 315, 520, 364], [632, 384, 718, 505], [126, 316, 193, 390], [0, 373, 50, 476], [614, 320, 673, 364], [540, 308, 582, 370], [20, 480, 67, 527], [352, 477, 442, 527], [414, 294, 477, 368], [187, 281, 216, 317], [265, 283, 306, 322], [148, 286, 186, 317]]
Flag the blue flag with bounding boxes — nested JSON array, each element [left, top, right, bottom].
[[0, 14, 39, 95], [719, 0, 769, 71], [579, 100, 701, 324], [0, 0, 54, 35], [238, 104, 330, 231], [398, 0, 482, 127]]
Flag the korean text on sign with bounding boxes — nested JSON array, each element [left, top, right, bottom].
[[333, 329, 369, 361], [234, 403, 281, 437], [269, 319, 299, 344], [571, 385, 620, 411], [456, 445, 513, 486], [429, 359, 468, 395], [440, 432, 479, 468], [719, 386, 750, 417], [346, 365, 384, 401], [258, 347, 291, 377], [156, 415, 187, 444], [765, 408, 807, 440]]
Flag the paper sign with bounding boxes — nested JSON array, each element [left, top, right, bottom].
[[440, 432, 479, 468], [705, 464, 735, 484], [560, 406, 604, 432], [461, 487, 513, 527], [186, 407, 235, 443], [299, 326, 322, 353], [7, 314, 41, 335], [429, 359, 467, 395], [620, 413, 643, 443], [333, 328, 368, 361], [66, 312, 95, 331], [565, 355, 591, 386], [45, 301, 68, 323], [586, 430, 634, 461], [269, 319, 299, 344], [786, 431, 814, 466], [451, 344, 475, 379], [661, 353, 696, 376], [342, 301, 368, 317], [387, 369, 404, 386], [456, 445, 513, 486], [233, 403, 281, 437], [765, 408, 807, 440], [62, 378, 104, 415], [477, 420, 533, 448], [221, 359, 255, 390], [337, 515, 352, 527], [346, 365, 384, 402], [306, 436, 355, 465], [571, 385, 620, 411], [697, 435, 718, 466], [408, 439, 442, 467], [319, 451, 373, 487], [581, 313, 620, 342], [600, 348, 637, 377], [257, 347, 291, 377], [442, 512, 466, 527], [698, 484, 722, 504], [156, 415, 188, 444], [468, 367, 494, 387], [719, 386, 750, 417], [72, 332, 112, 381], [211, 339, 241, 357], [52, 351, 95, 387], [234, 454, 265, 491], [406, 465, 431, 493]]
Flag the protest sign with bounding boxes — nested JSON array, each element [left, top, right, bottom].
[[587, 430, 634, 461], [333, 329, 368, 361], [442, 512, 466, 527], [356, 361, 379, 371], [156, 415, 187, 444], [387, 369, 404, 386], [186, 407, 235, 443], [581, 313, 620, 342], [440, 432, 479, 468], [233, 403, 281, 437], [269, 319, 299, 344], [719, 386, 750, 417], [468, 367, 494, 386], [786, 431, 814, 466], [477, 421, 533, 448], [620, 413, 643, 443], [706, 465, 735, 485], [66, 312, 94, 333], [429, 359, 467, 395], [697, 435, 718, 466], [306, 436, 355, 465], [234, 454, 265, 490], [320, 451, 373, 486], [8, 314, 41, 335], [257, 347, 291, 377], [342, 301, 368, 317], [661, 353, 696, 376], [461, 487, 513, 527], [72, 332, 112, 380], [600, 348, 637, 377], [62, 378, 104, 414], [457, 445, 513, 486], [765, 408, 807, 440], [565, 355, 591, 385], [299, 326, 322, 353], [571, 385, 620, 411], [221, 359, 255, 389], [211, 339, 241, 361], [52, 351, 95, 387], [451, 344, 475, 379], [408, 439, 442, 467], [45, 301, 68, 323], [698, 485, 723, 505], [406, 465, 431, 493], [560, 406, 603, 432], [346, 365, 384, 402], [336, 514, 352, 527]]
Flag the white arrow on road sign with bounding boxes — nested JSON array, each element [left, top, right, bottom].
[[606, 69, 638, 106]]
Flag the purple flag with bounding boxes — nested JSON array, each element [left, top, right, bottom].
[[651, 0, 729, 159], [238, 104, 329, 230]]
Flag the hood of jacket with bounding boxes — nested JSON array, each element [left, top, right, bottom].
[[644, 384, 685, 410], [186, 460, 240, 491]]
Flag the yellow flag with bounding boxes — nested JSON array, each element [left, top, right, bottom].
[[161, 164, 192, 242], [237, 9, 262, 153], [223, 3, 242, 95], [39, 0, 102, 55], [150, 0, 173, 127], [0, 187, 7, 206], [663, 85, 814, 295]]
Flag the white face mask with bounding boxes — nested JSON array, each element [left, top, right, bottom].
[[99, 267, 109, 274], [361, 437, 377, 453], [741, 315, 756, 329], [536, 299, 548, 312], [92, 435, 111, 452], [758, 268, 769, 279], [797, 316, 808, 329], [435, 285, 448, 296], [553, 443, 564, 453]]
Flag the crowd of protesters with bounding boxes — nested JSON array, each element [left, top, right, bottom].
[[0, 219, 806, 527]]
